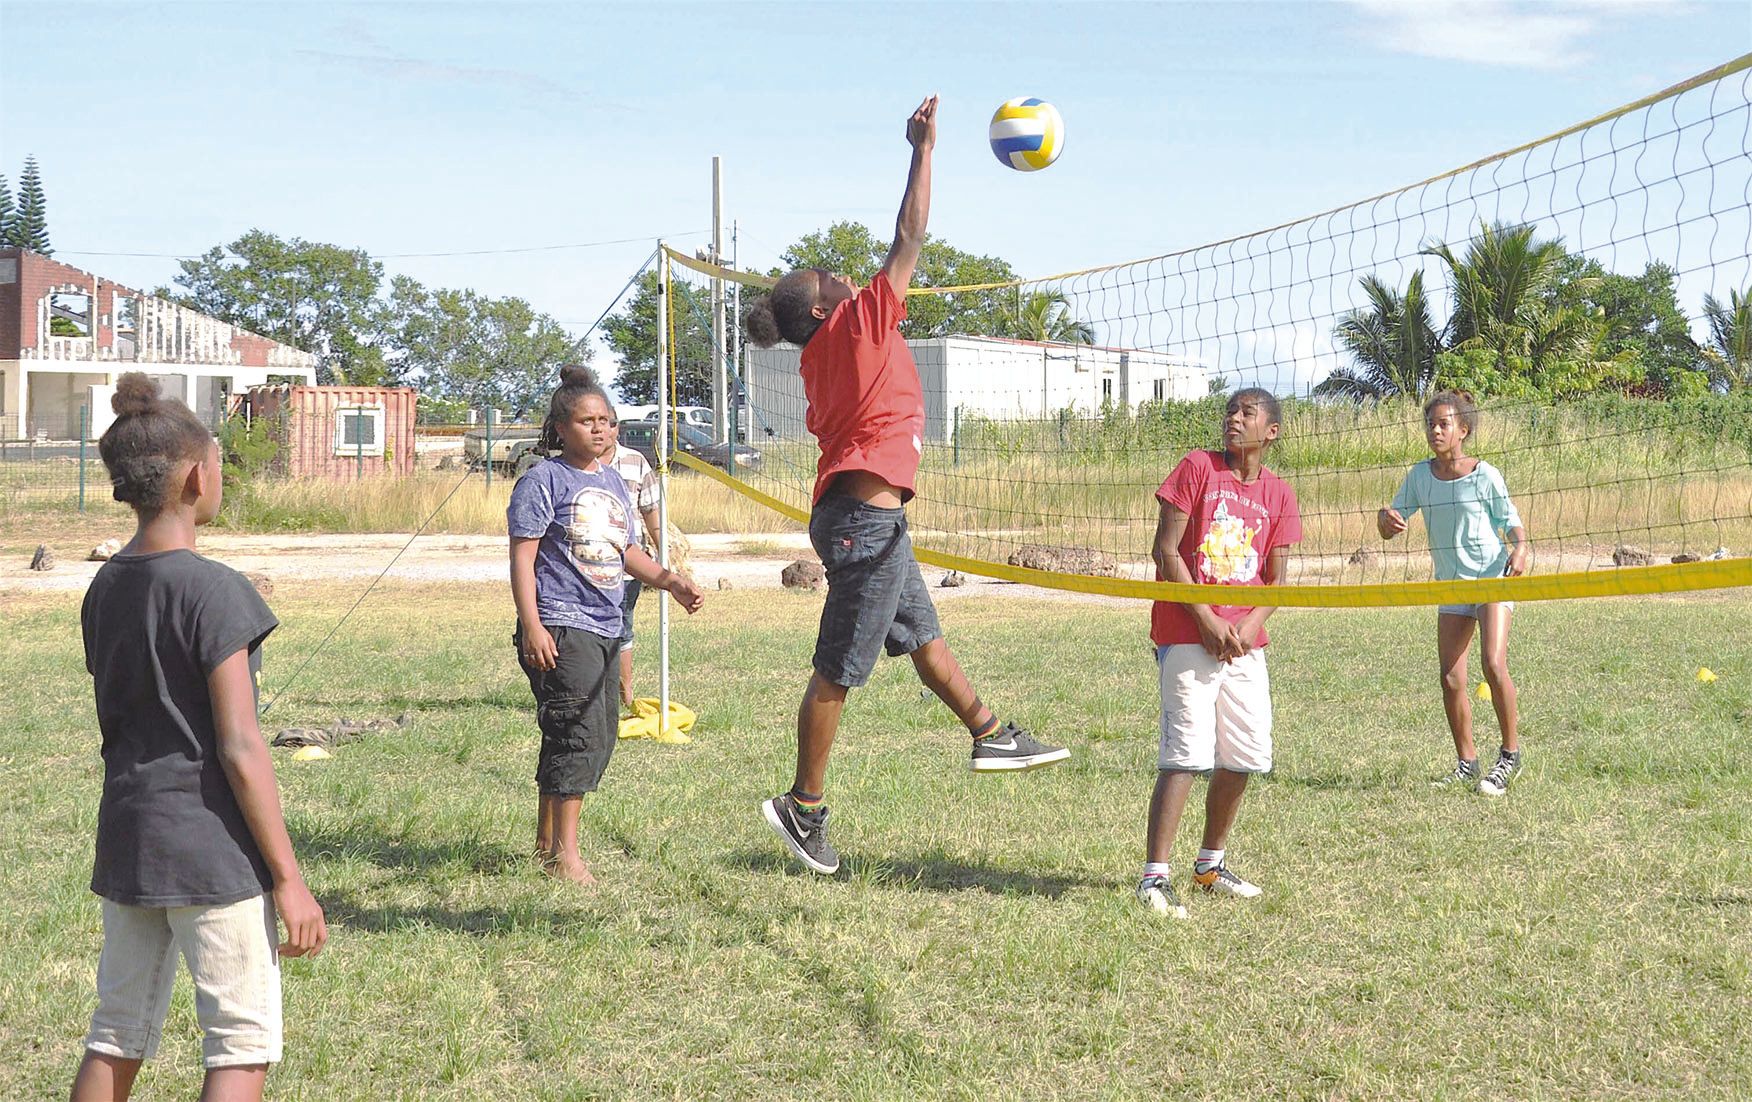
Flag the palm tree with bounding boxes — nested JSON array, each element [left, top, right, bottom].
[[1421, 220, 1601, 372], [1001, 290, 1095, 344], [1701, 288, 1751, 390], [1314, 271, 1442, 400]]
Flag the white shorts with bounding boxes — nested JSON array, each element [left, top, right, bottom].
[[1157, 644, 1273, 773], [85, 894, 283, 1069], [1438, 601, 1514, 619]]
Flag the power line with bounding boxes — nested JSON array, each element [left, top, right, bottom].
[[56, 230, 708, 262]]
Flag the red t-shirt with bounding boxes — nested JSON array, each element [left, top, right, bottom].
[[800, 278, 926, 504], [1150, 450, 1302, 648]]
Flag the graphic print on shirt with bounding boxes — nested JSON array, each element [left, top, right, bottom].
[[562, 485, 632, 587], [1196, 499, 1261, 584]]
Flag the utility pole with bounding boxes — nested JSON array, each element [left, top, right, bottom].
[[711, 156, 727, 443], [730, 220, 742, 446]]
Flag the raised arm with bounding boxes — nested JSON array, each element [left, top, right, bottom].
[[878, 95, 938, 298]]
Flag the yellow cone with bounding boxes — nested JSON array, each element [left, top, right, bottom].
[[1476, 682, 1492, 703], [1696, 667, 1718, 683], [291, 745, 332, 762]]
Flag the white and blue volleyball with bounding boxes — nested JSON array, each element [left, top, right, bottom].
[[988, 97, 1064, 172]]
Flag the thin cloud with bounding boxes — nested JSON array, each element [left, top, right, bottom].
[[1347, 1, 1683, 70], [297, 47, 631, 111]]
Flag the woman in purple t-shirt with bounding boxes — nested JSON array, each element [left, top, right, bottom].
[[507, 365, 703, 886]]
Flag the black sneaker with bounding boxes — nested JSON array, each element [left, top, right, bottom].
[[969, 722, 1071, 773], [1478, 749, 1521, 797], [761, 794, 840, 874], [1431, 757, 1480, 788]]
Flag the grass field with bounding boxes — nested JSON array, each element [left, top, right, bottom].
[[2, 583, 1749, 1099]]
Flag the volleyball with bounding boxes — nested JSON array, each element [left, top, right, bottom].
[[988, 97, 1063, 172]]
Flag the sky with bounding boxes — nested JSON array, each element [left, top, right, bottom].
[[2, 0, 1749, 385]]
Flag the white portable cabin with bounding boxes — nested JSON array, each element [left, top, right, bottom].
[[744, 335, 1207, 445]]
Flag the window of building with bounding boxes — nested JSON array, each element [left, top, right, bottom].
[[1101, 377, 1113, 401], [1153, 378, 1165, 401], [49, 292, 92, 337], [334, 405, 385, 456]]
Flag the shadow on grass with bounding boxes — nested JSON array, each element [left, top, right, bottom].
[[316, 889, 589, 936], [728, 847, 1103, 898], [291, 819, 525, 877]]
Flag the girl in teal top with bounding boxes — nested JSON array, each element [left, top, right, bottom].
[[1378, 390, 1530, 796]]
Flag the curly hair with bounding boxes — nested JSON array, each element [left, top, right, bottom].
[[1423, 389, 1479, 437], [97, 372, 214, 510], [537, 363, 612, 455], [744, 269, 827, 348]]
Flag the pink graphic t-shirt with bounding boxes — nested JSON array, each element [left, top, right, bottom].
[[1150, 449, 1302, 648]]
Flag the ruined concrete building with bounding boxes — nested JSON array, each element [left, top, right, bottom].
[[0, 247, 316, 440]]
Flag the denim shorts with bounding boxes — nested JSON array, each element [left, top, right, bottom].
[[618, 578, 643, 652], [85, 894, 282, 1069], [809, 493, 943, 688], [515, 624, 619, 796]]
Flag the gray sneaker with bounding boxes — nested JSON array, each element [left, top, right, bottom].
[[969, 722, 1071, 773], [761, 794, 840, 874], [1431, 757, 1480, 788], [1478, 750, 1521, 797]]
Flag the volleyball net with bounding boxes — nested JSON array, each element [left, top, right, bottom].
[[651, 54, 1752, 606]]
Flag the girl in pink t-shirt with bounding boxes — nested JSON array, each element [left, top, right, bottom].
[[1138, 388, 1302, 919]]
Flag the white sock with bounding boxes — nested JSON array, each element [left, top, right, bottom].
[[1194, 847, 1224, 873], [1142, 861, 1171, 881]]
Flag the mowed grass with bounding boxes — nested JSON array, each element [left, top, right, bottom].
[[2, 582, 1749, 1100]]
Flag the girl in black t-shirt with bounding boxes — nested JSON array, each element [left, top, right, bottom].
[[72, 374, 325, 1102]]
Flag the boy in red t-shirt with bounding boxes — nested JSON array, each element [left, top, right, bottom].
[[1138, 388, 1301, 919], [743, 96, 1069, 876]]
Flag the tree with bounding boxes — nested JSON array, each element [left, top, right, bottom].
[[1422, 221, 1604, 378], [164, 230, 391, 385], [389, 276, 580, 417], [781, 220, 1020, 338], [999, 290, 1094, 344], [1701, 288, 1752, 391], [0, 174, 14, 247], [1549, 255, 1707, 396], [602, 271, 713, 406], [1315, 272, 1442, 400], [13, 157, 51, 255]]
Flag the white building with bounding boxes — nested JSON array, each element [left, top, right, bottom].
[[744, 335, 1207, 444], [1, 248, 316, 439]]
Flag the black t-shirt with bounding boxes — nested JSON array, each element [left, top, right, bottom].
[[80, 549, 279, 906]]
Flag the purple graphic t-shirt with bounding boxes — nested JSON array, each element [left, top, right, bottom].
[[507, 456, 635, 637]]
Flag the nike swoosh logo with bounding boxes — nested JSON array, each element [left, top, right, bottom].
[[981, 739, 1018, 751]]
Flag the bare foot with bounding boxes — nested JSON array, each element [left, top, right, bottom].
[[547, 856, 596, 886]]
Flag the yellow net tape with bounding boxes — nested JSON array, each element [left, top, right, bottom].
[[670, 450, 1752, 607]]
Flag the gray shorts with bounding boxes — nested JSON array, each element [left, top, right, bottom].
[[515, 624, 619, 796], [809, 493, 943, 688]]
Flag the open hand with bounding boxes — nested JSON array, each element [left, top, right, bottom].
[[274, 877, 328, 959], [907, 95, 938, 150], [521, 624, 559, 671]]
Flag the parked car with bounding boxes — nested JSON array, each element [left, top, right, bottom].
[[462, 424, 544, 475], [618, 419, 761, 474]]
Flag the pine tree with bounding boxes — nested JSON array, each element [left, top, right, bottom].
[[15, 157, 51, 255], [0, 174, 15, 248]]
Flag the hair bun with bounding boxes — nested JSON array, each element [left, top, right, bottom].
[[111, 372, 161, 417], [558, 363, 597, 388]]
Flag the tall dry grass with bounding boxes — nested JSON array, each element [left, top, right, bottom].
[[44, 394, 1730, 574]]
